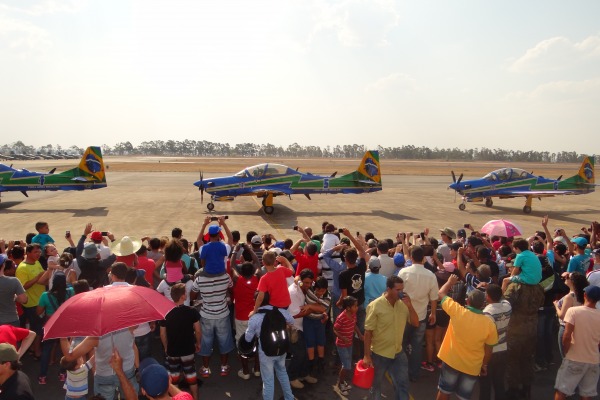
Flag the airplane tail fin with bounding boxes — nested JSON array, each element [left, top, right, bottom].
[[355, 150, 382, 184], [73, 146, 106, 183], [562, 155, 595, 190]]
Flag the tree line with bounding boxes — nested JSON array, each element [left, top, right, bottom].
[[2, 140, 595, 164]]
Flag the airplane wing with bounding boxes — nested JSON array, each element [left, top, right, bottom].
[[71, 176, 100, 182], [496, 190, 586, 196], [246, 186, 293, 196]]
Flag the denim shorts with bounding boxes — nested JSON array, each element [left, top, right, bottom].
[[199, 316, 235, 357], [438, 362, 478, 400], [337, 345, 353, 370], [555, 358, 599, 397], [303, 317, 326, 348]]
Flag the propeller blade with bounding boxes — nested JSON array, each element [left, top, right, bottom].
[[451, 171, 456, 183], [456, 173, 463, 185], [199, 171, 204, 203], [557, 175, 562, 181], [330, 171, 337, 178], [48, 168, 56, 174]]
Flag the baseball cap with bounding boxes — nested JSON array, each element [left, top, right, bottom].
[[251, 235, 262, 245], [0, 343, 19, 363], [139, 358, 169, 397], [208, 225, 221, 235], [584, 285, 600, 302], [393, 253, 405, 268], [368, 258, 381, 270], [553, 236, 568, 246], [440, 227, 457, 239], [572, 237, 588, 248], [90, 231, 103, 242], [0, 254, 6, 267], [274, 240, 285, 249]]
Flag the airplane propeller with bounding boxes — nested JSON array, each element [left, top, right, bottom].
[[557, 175, 562, 181], [451, 171, 463, 185], [198, 171, 204, 202]]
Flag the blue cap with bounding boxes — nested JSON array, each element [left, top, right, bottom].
[[0, 254, 6, 266], [393, 253, 405, 267], [275, 241, 285, 249], [584, 285, 600, 302], [139, 358, 169, 397], [208, 225, 221, 235], [571, 237, 588, 248]]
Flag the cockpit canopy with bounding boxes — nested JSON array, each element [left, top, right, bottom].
[[483, 168, 533, 181], [234, 163, 291, 178]]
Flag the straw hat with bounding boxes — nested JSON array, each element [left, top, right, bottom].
[[111, 236, 143, 256]]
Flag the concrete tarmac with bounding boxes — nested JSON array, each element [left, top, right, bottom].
[[4, 171, 599, 399]]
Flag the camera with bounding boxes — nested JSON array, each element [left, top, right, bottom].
[[338, 228, 344, 233], [101, 231, 108, 236], [14, 240, 20, 246], [356, 231, 360, 237], [210, 216, 228, 221], [463, 223, 469, 228], [420, 232, 425, 240], [293, 226, 298, 231]]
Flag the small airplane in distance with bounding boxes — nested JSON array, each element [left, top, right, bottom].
[[194, 150, 382, 214], [449, 156, 596, 213], [0, 146, 107, 202]]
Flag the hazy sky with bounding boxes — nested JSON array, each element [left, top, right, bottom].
[[2, 1, 600, 154]]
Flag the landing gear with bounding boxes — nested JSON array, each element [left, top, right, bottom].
[[523, 196, 533, 214], [207, 202, 214, 211], [459, 203, 466, 211], [485, 198, 493, 207], [262, 193, 275, 215]]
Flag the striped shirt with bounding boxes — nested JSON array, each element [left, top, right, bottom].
[[483, 300, 512, 353], [305, 287, 331, 320], [64, 360, 92, 397], [334, 310, 356, 348], [192, 271, 233, 319]]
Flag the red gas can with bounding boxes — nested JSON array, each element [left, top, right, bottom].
[[352, 359, 375, 389]]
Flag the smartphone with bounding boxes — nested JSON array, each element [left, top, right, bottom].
[[463, 223, 470, 228], [356, 231, 360, 236], [210, 217, 219, 221], [100, 231, 108, 236], [66, 230, 70, 237], [398, 291, 405, 299], [293, 226, 298, 230], [338, 228, 344, 233], [420, 232, 425, 240], [14, 240, 21, 246]]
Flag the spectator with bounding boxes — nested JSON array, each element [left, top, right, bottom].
[[136, 245, 157, 287], [333, 295, 362, 396], [502, 238, 542, 291], [435, 274, 498, 400], [437, 228, 456, 263], [567, 236, 591, 275], [321, 223, 340, 253], [554, 272, 588, 358], [159, 283, 201, 400], [377, 241, 395, 278], [399, 245, 438, 382], [291, 237, 319, 278], [16, 243, 49, 360], [30, 221, 54, 257], [365, 257, 387, 308], [303, 276, 330, 377], [198, 217, 232, 274], [76, 224, 116, 289], [363, 275, 419, 400], [554, 285, 600, 400], [60, 353, 94, 400], [252, 252, 294, 315], [0, 343, 35, 400], [0, 254, 28, 327]]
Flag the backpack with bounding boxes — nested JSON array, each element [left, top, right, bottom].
[[258, 307, 290, 356]]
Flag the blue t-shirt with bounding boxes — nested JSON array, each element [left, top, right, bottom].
[[31, 233, 54, 251], [511, 250, 542, 285], [567, 254, 591, 274], [364, 272, 387, 307], [200, 241, 228, 274]]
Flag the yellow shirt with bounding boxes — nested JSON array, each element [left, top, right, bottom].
[[438, 296, 498, 376], [16, 261, 45, 308], [364, 294, 409, 359]]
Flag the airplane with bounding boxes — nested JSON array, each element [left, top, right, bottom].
[[0, 146, 107, 202], [449, 156, 596, 213], [194, 150, 382, 214]]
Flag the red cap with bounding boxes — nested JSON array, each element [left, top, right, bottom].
[[90, 231, 103, 242]]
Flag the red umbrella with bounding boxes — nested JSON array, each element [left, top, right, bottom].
[[43, 285, 175, 340], [480, 219, 523, 238]]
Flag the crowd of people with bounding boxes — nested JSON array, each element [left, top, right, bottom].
[[0, 216, 599, 400]]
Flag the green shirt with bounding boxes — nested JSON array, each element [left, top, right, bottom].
[[364, 294, 409, 359]]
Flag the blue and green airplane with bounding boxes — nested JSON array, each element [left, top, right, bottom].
[[449, 156, 596, 213], [0, 146, 107, 202], [194, 150, 382, 214]]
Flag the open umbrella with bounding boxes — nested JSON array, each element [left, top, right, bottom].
[[43, 285, 175, 340], [480, 219, 523, 238]]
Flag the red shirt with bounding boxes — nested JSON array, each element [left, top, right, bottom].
[[233, 275, 259, 321], [0, 325, 30, 347], [334, 310, 356, 348], [258, 266, 293, 308], [293, 250, 319, 277], [137, 256, 156, 285]]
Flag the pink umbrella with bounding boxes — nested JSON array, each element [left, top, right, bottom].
[[480, 219, 523, 238], [43, 285, 175, 340]]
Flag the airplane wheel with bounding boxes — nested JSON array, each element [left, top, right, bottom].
[[264, 206, 274, 215], [523, 206, 532, 214], [459, 204, 466, 211], [207, 203, 215, 211], [485, 198, 493, 207]]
